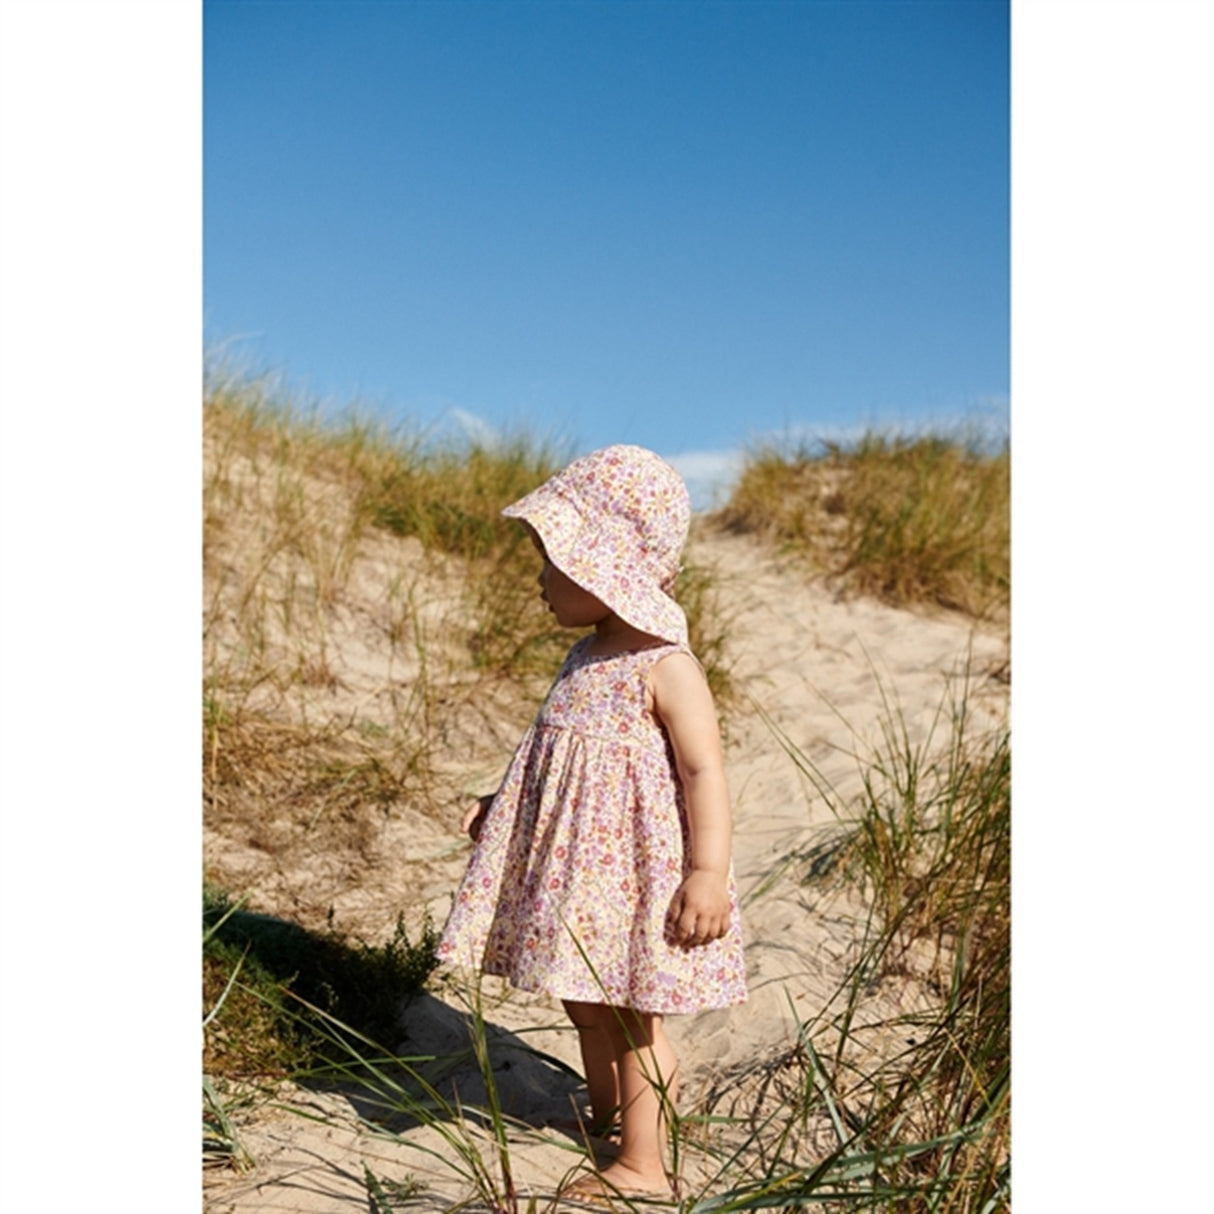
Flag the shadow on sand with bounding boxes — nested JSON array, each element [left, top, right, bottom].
[[310, 990, 591, 1143]]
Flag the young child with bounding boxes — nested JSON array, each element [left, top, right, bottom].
[[436, 444, 747, 1203]]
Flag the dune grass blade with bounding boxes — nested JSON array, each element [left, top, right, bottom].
[[688, 1121, 998, 1209], [201, 365, 1013, 1209], [462, 980, 519, 1206], [203, 372, 734, 927], [275, 990, 508, 1201], [700, 669, 1009, 1214], [250, 980, 596, 1211], [203, 1074, 255, 1173], [202, 887, 250, 947], [203, 886, 440, 1078], [363, 1162, 426, 1211], [202, 941, 249, 1032]]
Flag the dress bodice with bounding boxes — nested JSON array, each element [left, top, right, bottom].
[[535, 637, 684, 755]]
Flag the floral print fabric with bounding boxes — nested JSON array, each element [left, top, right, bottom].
[[437, 638, 748, 1014], [502, 445, 691, 645]]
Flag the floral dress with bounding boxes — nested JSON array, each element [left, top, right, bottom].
[[437, 637, 748, 1014]]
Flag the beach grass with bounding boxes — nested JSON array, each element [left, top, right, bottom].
[[202, 367, 735, 1154], [204, 672, 1009, 1212], [202, 368, 1008, 1211], [705, 667, 1010, 1212], [718, 432, 1009, 620], [203, 883, 439, 1078], [203, 370, 733, 883]]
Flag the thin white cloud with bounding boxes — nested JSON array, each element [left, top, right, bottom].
[[441, 406, 500, 447], [664, 448, 747, 513]]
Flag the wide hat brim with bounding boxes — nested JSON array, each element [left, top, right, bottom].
[[503, 467, 689, 646]]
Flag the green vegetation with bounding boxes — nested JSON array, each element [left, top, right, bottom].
[[719, 433, 1010, 619], [351, 419, 576, 679], [203, 366, 731, 873], [202, 368, 1008, 1210], [203, 365, 570, 698], [364, 1163, 428, 1210], [204, 370, 732, 843], [201, 881, 438, 1176], [203, 883, 439, 1078], [713, 669, 1010, 1212], [202, 366, 734, 1184], [205, 673, 1009, 1212]]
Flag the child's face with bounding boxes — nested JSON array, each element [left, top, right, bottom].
[[530, 534, 612, 629]]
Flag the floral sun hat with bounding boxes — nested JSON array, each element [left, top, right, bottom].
[[502, 444, 692, 645]]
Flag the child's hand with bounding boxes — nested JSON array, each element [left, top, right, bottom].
[[460, 793, 496, 842], [666, 870, 731, 948]]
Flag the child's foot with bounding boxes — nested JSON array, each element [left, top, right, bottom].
[[562, 1162, 675, 1205]]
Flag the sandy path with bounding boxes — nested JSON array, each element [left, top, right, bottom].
[[204, 528, 1007, 1212]]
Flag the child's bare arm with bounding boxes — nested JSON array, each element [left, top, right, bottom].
[[461, 792, 496, 842], [650, 653, 733, 947]]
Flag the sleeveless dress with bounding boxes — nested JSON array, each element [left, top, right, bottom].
[[436, 637, 748, 1014]]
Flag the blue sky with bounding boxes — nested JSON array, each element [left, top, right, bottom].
[[205, 0, 1009, 505]]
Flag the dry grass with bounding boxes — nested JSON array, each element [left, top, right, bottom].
[[202, 362, 734, 966], [729, 669, 1010, 1213], [201, 367, 739, 1189], [717, 432, 1009, 621], [202, 373, 1010, 1210]]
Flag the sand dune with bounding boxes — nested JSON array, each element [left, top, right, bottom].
[[203, 524, 1008, 1212]]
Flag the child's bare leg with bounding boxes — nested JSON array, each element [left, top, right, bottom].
[[584, 1006, 678, 1194], [563, 1000, 620, 1132]]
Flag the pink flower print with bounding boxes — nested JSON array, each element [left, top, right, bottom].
[[435, 637, 747, 1014]]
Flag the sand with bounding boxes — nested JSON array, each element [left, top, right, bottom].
[[202, 524, 1008, 1213]]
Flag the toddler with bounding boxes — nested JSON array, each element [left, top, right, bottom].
[[437, 444, 747, 1203]]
